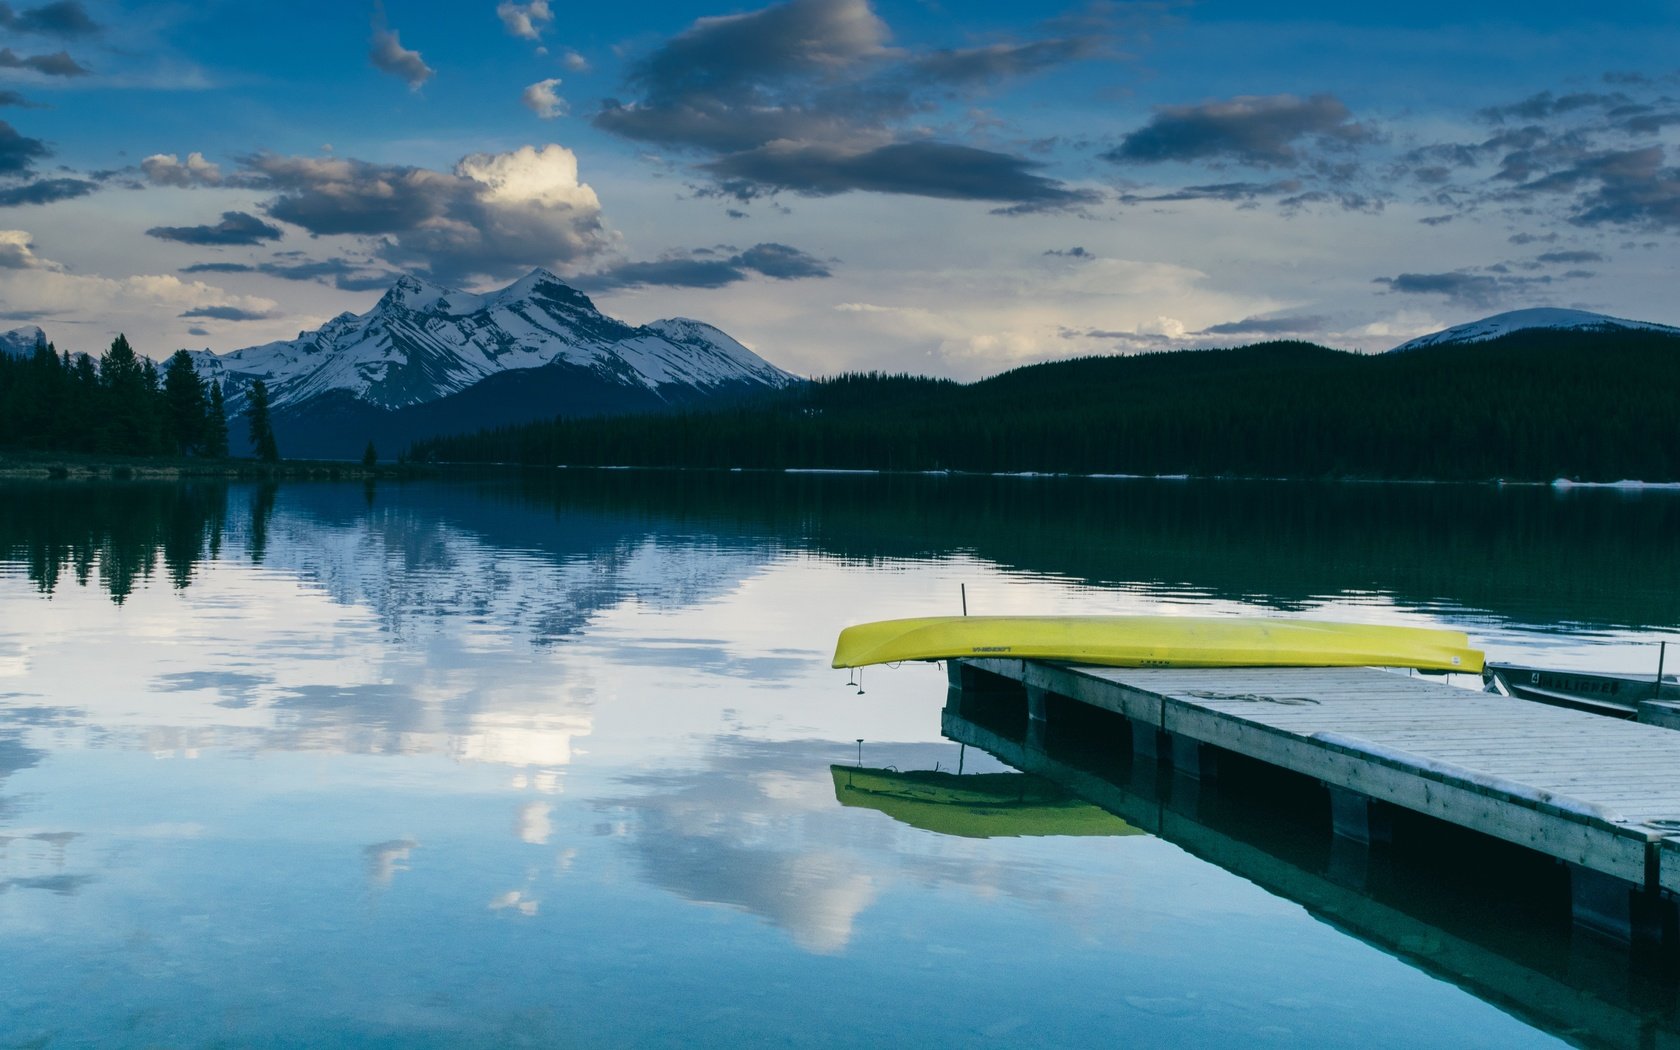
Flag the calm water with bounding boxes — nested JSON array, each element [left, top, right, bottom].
[[2, 472, 1679, 1048]]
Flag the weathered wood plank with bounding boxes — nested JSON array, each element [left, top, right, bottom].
[[959, 658, 1680, 889]]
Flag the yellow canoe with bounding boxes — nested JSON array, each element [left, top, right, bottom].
[[832, 615, 1483, 674]]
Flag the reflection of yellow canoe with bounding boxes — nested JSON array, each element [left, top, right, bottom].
[[830, 765, 1139, 839], [832, 615, 1482, 674]]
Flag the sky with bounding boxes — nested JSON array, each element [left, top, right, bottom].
[[0, 0, 1677, 378]]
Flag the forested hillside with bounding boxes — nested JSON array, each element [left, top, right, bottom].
[[412, 330, 1680, 481]]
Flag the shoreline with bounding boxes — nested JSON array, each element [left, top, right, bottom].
[[0, 451, 432, 482]]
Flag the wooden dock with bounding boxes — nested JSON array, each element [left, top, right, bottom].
[[952, 658, 1680, 942]]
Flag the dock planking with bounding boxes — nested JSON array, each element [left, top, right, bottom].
[[955, 658, 1680, 912]]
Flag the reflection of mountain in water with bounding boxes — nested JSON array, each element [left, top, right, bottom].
[[0, 480, 776, 643], [3, 470, 1678, 630]]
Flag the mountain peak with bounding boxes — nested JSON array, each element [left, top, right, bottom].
[[379, 273, 454, 312], [1390, 308, 1680, 352], [0, 324, 46, 359]]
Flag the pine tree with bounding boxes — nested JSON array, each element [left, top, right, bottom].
[[162, 350, 208, 455], [247, 378, 280, 463], [362, 440, 378, 467], [99, 334, 149, 453], [203, 380, 229, 458]]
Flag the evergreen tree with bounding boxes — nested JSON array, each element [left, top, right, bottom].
[[362, 440, 378, 467], [203, 380, 230, 458], [162, 350, 208, 455], [247, 378, 280, 463], [99, 334, 150, 453]]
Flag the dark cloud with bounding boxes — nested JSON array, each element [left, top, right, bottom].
[[0, 176, 95, 206], [0, 90, 42, 108], [592, 0, 1097, 207], [0, 47, 88, 76], [578, 241, 831, 290], [1043, 246, 1093, 259], [1104, 93, 1375, 168], [1121, 179, 1303, 204], [1479, 91, 1629, 123], [1197, 315, 1328, 336], [237, 148, 610, 281], [0, 1, 100, 36], [146, 210, 283, 246], [256, 257, 397, 291], [733, 242, 830, 278], [1508, 232, 1557, 245], [1527, 146, 1680, 230], [909, 38, 1101, 86], [180, 305, 277, 322], [186, 326, 210, 337], [1373, 271, 1503, 306], [1373, 267, 1591, 307], [0, 120, 48, 174], [369, 25, 434, 90], [704, 140, 1098, 208], [179, 256, 397, 291], [1418, 214, 1455, 226], [1535, 249, 1604, 264]]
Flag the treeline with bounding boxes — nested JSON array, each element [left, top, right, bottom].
[[413, 332, 1680, 481], [0, 335, 281, 460]]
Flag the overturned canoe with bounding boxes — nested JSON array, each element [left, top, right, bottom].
[[832, 615, 1483, 674]]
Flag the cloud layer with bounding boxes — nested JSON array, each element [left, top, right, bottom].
[[593, 0, 1103, 208]]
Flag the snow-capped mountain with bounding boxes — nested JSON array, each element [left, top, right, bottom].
[[0, 325, 45, 359], [1389, 308, 1680, 352], [192, 269, 797, 412], [187, 269, 800, 457]]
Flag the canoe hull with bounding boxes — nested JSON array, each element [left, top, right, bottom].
[[832, 616, 1483, 674]]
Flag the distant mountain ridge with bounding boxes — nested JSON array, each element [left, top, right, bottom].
[[185, 268, 799, 458], [0, 325, 45, 359], [1388, 308, 1680, 352]]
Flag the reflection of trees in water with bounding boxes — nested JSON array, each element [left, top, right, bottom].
[[3, 472, 1678, 629], [0, 482, 249, 603], [509, 470, 1680, 629]]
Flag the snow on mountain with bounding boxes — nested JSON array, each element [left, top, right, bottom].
[[1389, 308, 1680, 352], [189, 268, 798, 412], [0, 325, 46, 359]]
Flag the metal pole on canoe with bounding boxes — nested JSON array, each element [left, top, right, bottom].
[[1658, 641, 1669, 702], [961, 583, 967, 616]]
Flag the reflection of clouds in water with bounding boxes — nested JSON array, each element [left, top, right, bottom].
[[604, 738, 1134, 955], [489, 889, 539, 916], [517, 802, 552, 845], [0, 831, 90, 896], [364, 838, 419, 889], [152, 671, 271, 710]]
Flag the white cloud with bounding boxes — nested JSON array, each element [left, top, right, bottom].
[[140, 151, 222, 188], [520, 78, 567, 120], [559, 49, 589, 73], [497, 1, 551, 41], [0, 228, 58, 270]]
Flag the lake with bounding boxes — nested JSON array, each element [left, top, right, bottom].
[[2, 471, 1678, 1048]]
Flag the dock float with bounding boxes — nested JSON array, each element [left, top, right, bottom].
[[950, 658, 1680, 943]]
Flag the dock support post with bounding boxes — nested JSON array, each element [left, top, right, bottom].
[[1326, 786, 1392, 846], [1170, 734, 1218, 781], [1130, 718, 1164, 763], [1567, 864, 1668, 946], [1025, 685, 1050, 750]]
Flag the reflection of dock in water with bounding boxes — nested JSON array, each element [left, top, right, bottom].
[[940, 683, 1680, 1050]]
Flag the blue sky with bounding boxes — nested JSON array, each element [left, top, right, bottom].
[[1, 0, 1677, 376]]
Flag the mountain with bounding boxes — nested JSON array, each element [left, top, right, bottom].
[[1389, 308, 1680, 352], [189, 269, 800, 459], [0, 325, 45, 359]]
